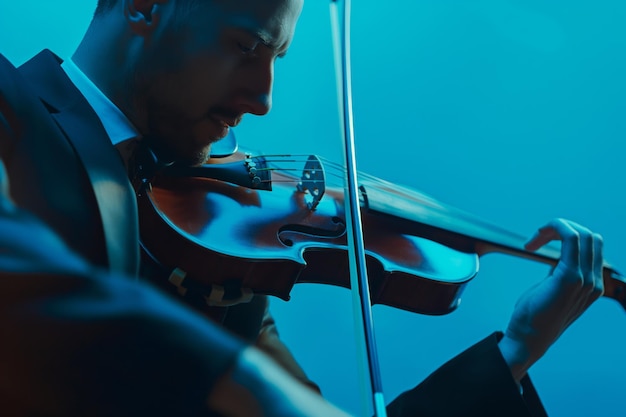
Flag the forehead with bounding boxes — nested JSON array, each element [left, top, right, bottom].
[[209, 0, 303, 50]]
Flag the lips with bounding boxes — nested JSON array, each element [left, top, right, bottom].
[[198, 114, 237, 142], [209, 112, 242, 129]]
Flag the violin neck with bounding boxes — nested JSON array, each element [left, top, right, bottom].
[[360, 180, 626, 311]]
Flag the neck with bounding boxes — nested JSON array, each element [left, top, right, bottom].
[[71, 16, 144, 132]]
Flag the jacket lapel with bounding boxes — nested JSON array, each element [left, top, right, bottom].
[[18, 50, 139, 276]]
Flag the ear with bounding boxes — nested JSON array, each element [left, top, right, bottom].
[[123, 0, 169, 35]]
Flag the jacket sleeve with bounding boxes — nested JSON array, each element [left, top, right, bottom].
[[0, 161, 245, 416], [385, 332, 548, 417], [254, 300, 323, 394]]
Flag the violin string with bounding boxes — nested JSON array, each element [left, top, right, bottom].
[[316, 155, 433, 203], [253, 167, 309, 173], [258, 152, 381, 181], [256, 155, 314, 163], [256, 179, 326, 184], [251, 155, 422, 211], [257, 154, 355, 188], [251, 154, 450, 216], [254, 153, 418, 195]]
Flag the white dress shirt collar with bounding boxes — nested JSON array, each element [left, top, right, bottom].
[[61, 58, 139, 146]]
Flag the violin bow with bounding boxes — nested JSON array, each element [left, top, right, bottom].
[[329, 1, 388, 415]]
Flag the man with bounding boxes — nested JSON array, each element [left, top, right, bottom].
[[0, 158, 351, 417], [0, 0, 605, 415]]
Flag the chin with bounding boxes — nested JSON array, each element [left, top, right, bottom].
[[186, 146, 212, 166]]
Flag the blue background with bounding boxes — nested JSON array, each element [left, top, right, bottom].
[[1, 1, 624, 416]]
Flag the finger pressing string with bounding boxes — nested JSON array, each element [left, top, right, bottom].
[[524, 225, 560, 251], [525, 218, 580, 270]]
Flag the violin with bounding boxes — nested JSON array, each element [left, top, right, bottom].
[[133, 146, 626, 314]]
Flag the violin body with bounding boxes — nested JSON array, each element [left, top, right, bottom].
[[138, 164, 478, 315], [135, 150, 626, 314]]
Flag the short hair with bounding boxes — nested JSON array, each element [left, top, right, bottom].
[[94, 0, 201, 17], [95, 0, 117, 16]]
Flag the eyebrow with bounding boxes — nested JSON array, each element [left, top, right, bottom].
[[242, 27, 289, 57]]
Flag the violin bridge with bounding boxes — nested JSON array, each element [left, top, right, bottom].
[[297, 155, 326, 210]]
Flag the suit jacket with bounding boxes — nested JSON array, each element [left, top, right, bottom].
[[0, 49, 138, 275], [0, 49, 254, 415], [385, 332, 548, 417], [0, 49, 319, 402], [0, 50, 548, 416], [0, 198, 244, 415]]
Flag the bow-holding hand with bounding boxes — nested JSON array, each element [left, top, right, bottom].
[[498, 218, 604, 383]]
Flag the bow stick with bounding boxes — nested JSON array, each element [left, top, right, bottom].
[[329, 1, 388, 415]]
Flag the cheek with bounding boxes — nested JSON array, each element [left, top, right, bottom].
[[159, 56, 237, 115]]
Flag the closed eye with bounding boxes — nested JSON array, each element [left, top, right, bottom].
[[237, 41, 258, 55]]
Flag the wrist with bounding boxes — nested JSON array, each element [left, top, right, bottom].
[[498, 334, 531, 385]]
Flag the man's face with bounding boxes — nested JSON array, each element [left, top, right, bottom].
[[130, 0, 303, 165]]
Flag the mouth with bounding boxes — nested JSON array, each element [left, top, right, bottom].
[[209, 113, 242, 129], [199, 114, 238, 142]]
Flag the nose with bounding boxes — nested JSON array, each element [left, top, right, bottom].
[[247, 92, 272, 116], [236, 60, 274, 116]]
